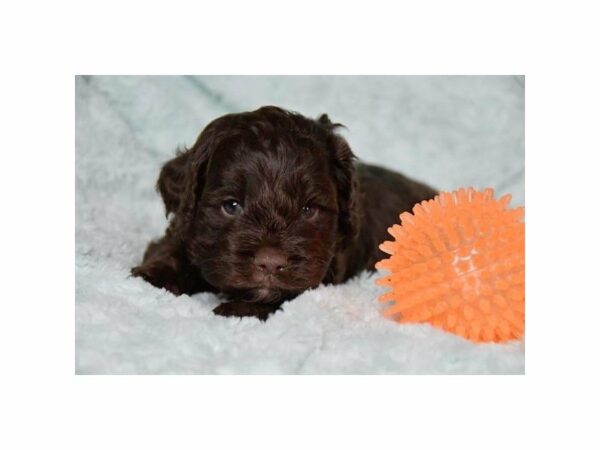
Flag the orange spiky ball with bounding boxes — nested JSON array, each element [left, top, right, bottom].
[[375, 187, 524, 343]]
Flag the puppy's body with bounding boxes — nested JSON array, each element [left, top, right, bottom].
[[132, 107, 436, 319], [334, 163, 437, 282]]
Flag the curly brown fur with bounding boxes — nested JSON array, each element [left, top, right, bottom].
[[131, 106, 437, 319]]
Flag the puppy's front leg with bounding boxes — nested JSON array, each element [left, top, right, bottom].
[[131, 233, 210, 296], [213, 301, 282, 321]]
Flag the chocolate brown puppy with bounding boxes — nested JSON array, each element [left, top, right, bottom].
[[132, 106, 436, 319]]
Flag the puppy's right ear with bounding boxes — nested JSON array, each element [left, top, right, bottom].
[[176, 126, 220, 234], [157, 124, 217, 222], [156, 149, 191, 217]]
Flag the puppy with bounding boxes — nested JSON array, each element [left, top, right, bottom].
[[132, 106, 436, 320]]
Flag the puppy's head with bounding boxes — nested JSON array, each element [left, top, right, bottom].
[[169, 106, 358, 303]]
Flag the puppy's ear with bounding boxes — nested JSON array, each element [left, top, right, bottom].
[[175, 126, 219, 234], [321, 118, 360, 245], [156, 149, 191, 217]]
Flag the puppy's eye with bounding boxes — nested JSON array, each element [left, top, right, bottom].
[[301, 204, 318, 219], [222, 200, 243, 216]]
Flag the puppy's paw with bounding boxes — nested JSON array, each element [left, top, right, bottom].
[[213, 301, 280, 321], [131, 263, 182, 295]]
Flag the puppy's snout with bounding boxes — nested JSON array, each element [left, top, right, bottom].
[[254, 247, 288, 274]]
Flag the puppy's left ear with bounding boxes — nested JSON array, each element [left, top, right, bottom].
[[319, 115, 360, 245]]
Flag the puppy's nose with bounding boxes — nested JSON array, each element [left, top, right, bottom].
[[254, 247, 288, 274]]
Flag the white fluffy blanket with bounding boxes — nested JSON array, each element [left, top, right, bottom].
[[75, 76, 525, 374]]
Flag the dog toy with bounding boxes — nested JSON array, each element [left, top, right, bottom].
[[375, 187, 524, 343]]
